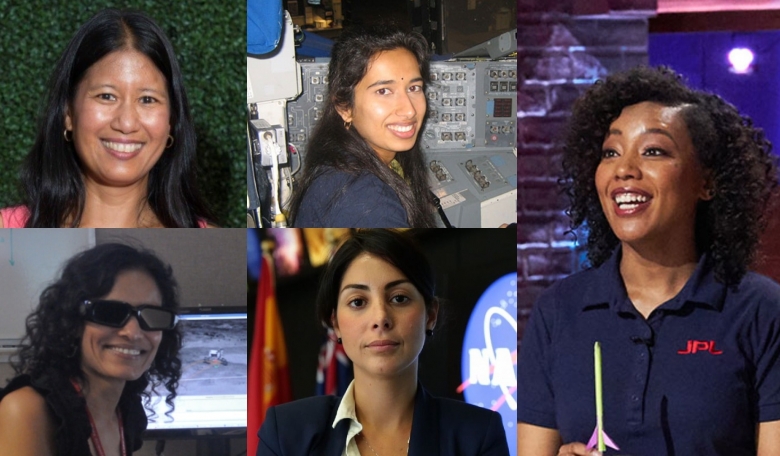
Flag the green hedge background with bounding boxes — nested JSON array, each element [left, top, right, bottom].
[[0, 1, 245, 227]]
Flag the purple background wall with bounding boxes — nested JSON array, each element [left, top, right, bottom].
[[649, 31, 780, 154]]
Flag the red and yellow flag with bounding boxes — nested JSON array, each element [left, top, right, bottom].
[[248, 253, 291, 456]]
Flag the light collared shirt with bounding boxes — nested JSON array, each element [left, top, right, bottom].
[[332, 380, 363, 456]]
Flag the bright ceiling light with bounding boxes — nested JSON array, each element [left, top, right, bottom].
[[728, 48, 754, 74]]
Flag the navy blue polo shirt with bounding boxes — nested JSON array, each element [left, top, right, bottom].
[[518, 248, 780, 455]]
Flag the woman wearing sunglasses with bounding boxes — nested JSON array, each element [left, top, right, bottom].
[[0, 243, 181, 456]]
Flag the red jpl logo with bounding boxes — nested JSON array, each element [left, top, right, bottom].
[[677, 340, 723, 355]]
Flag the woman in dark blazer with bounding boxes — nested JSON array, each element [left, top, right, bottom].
[[258, 229, 509, 455]]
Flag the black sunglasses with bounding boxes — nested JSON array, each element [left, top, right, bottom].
[[81, 300, 179, 331]]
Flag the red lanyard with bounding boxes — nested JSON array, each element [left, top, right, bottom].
[[71, 380, 127, 456]]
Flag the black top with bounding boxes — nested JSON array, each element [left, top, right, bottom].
[[294, 167, 410, 228], [0, 369, 147, 455], [258, 383, 510, 455]]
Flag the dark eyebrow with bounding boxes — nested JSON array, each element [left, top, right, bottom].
[[340, 279, 413, 294], [605, 127, 678, 146], [366, 77, 424, 89]]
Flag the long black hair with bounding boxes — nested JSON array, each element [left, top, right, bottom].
[[20, 8, 213, 227], [12, 243, 182, 417], [288, 25, 436, 227], [563, 66, 778, 284]]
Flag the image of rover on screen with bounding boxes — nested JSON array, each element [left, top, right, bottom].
[[146, 308, 247, 430]]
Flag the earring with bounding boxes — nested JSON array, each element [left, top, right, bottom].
[[63, 129, 73, 142], [166, 135, 174, 148], [426, 329, 433, 337], [337, 337, 342, 344], [344, 120, 352, 130]]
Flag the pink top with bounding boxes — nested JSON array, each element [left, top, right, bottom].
[[1, 206, 208, 228]]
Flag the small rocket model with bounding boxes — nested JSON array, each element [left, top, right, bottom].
[[587, 342, 620, 452]]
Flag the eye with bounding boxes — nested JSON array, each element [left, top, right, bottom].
[[643, 147, 667, 157], [376, 88, 391, 95], [601, 148, 618, 159], [408, 84, 424, 93], [347, 298, 367, 308], [97, 93, 116, 101], [140, 96, 158, 104], [390, 294, 410, 304]]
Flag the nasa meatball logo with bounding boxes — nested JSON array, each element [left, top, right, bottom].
[[459, 273, 517, 455]]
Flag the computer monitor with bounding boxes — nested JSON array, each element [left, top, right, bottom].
[[145, 306, 247, 431]]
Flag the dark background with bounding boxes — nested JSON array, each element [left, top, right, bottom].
[[249, 228, 517, 402], [0, 1, 245, 227]]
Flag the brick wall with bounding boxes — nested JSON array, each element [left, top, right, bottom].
[[517, 1, 655, 339]]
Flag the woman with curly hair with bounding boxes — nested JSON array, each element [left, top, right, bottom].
[[0, 243, 182, 455], [287, 25, 437, 228], [517, 66, 780, 455]]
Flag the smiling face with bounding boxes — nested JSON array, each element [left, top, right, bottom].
[[65, 49, 171, 188], [80, 269, 163, 384], [332, 253, 436, 379], [595, 101, 712, 248], [337, 48, 427, 165]]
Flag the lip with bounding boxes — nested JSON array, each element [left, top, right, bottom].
[[387, 122, 417, 140], [101, 139, 145, 160], [366, 339, 400, 352], [609, 187, 652, 217], [105, 344, 146, 359]]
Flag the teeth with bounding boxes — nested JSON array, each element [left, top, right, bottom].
[[614, 193, 648, 205], [109, 347, 141, 356], [102, 141, 142, 153], [388, 124, 413, 133]]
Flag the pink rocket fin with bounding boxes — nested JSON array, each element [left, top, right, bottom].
[[586, 426, 620, 451]]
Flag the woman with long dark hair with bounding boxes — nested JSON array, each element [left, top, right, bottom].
[[0, 243, 182, 455], [288, 26, 437, 228], [517, 66, 780, 455], [0, 8, 213, 228], [258, 229, 508, 455]]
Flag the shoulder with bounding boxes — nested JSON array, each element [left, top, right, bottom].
[[533, 266, 603, 312], [434, 396, 502, 426], [263, 395, 339, 426], [726, 271, 780, 317], [259, 396, 342, 454], [0, 205, 30, 228], [735, 271, 780, 300], [430, 397, 509, 454], [0, 386, 56, 455]]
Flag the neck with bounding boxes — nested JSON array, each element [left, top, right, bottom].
[[78, 373, 125, 423], [352, 364, 417, 431], [375, 151, 397, 166], [76, 178, 160, 228], [619, 240, 700, 318]]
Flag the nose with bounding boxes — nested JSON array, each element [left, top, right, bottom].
[[110, 99, 141, 133], [614, 151, 641, 180], [396, 91, 417, 119], [371, 302, 393, 330], [117, 314, 144, 339]]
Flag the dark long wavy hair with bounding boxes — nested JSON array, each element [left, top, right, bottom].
[[288, 25, 436, 227], [316, 229, 438, 329], [19, 8, 213, 227], [562, 66, 778, 285], [11, 243, 182, 418]]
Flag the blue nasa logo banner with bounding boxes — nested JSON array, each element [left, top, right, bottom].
[[459, 273, 517, 456]]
